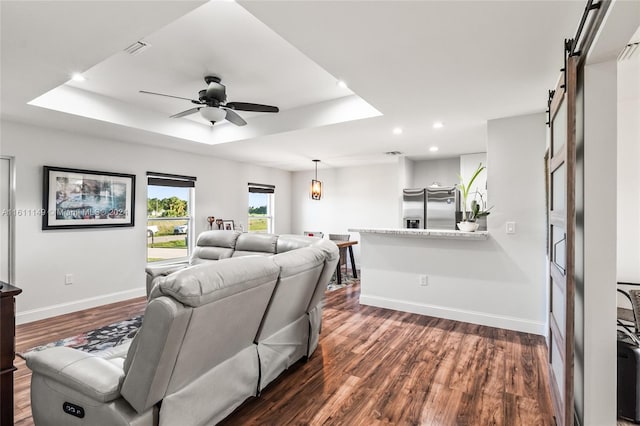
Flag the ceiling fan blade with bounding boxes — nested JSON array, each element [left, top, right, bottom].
[[139, 90, 201, 103], [225, 102, 279, 113], [223, 108, 247, 126], [170, 107, 201, 118]]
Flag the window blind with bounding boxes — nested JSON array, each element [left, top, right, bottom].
[[147, 172, 197, 188], [248, 182, 275, 194]]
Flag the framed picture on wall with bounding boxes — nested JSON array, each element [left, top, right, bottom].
[[222, 220, 235, 231], [42, 166, 135, 230]]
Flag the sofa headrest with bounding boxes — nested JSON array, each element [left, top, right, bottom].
[[276, 234, 320, 253], [234, 233, 278, 254], [277, 235, 339, 260], [272, 246, 326, 278], [151, 257, 279, 307], [313, 238, 340, 261], [195, 230, 241, 248]]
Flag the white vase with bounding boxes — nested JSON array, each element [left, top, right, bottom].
[[457, 221, 479, 232]]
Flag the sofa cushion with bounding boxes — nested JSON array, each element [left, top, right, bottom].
[[151, 256, 280, 307], [26, 347, 125, 403], [196, 230, 241, 248], [272, 246, 326, 280], [191, 230, 241, 264], [232, 233, 278, 257], [120, 298, 191, 413], [257, 247, 325, 340], [276, 234, 320, 253], [305, 239, 340, 313]]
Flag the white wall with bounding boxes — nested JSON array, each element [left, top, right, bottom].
[[485, 113, 547, 331], [412, 157, 459, 189], [399, 157, 414, 190], [1, 120, 292, 323], [291, 162, 400, 264], [581, 59, 618, 426], [617, 54, 640, 283]]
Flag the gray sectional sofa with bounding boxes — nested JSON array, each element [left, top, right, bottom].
[[25, 231, 339, 426]]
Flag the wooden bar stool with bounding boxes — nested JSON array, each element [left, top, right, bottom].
[[329, 234, 357, 285]]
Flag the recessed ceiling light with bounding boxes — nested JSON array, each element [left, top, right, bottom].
[[433, 121, 444, 129], [393, 127, 403, 135], [71, 73, 86, 82], [429, 146, 439, 152], [337, 80, 348, 89]]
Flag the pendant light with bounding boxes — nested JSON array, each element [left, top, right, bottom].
[[311, 159, 322, 200]]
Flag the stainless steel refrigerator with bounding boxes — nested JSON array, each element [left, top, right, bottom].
[[402, 188, 425, 229], [425, 186, 457, 230]]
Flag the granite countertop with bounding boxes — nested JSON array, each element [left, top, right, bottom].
[[347, 228, 489, 240]]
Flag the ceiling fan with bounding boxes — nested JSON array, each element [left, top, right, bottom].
[[140, 75, 279, 126]]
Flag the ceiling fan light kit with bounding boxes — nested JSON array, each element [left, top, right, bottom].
[[200, 106, 226, 123], [140, 75, 279, 126]]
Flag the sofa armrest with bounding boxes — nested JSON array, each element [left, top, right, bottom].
[[145, 262, 189, 295], [25, 347, 125, 403]]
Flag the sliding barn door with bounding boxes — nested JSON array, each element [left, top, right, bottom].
[[547, 53, 578, 426]]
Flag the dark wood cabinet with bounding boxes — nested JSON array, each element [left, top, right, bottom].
[[1, 282, 22, 425]]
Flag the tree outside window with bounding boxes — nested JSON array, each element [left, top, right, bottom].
[[147, 184, 192, 263], [248, 184, 274, 233]]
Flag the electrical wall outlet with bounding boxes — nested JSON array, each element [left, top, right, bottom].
[[419, 275, 428, 286], [506, 222, 516, 234], [65, 274, 74, 285]]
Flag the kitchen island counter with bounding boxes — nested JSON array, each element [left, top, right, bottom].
[[348, 227, 488, 240], [346, 226, 544, 335]]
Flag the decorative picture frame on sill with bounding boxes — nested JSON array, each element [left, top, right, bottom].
[[42, 166, 135, 230], [222, 220, 235, 231]]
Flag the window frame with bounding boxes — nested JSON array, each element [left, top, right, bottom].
[[147, 172, 196, 265], [248, 183, 275, 234]]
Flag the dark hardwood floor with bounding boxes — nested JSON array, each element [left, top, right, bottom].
[[14, 297, 148, 425], [14, 283, 556, 425]]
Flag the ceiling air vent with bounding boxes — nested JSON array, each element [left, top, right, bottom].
[[124, 41, 150, 56], [385, 151, 403, 156], [618, 42, 639, 61]]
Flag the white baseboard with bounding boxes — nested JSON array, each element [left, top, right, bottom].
[[16, 287, 146, 325], [359, 294, 545, 335]]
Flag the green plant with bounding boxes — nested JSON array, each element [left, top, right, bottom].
[[458, 163, 492, 222], [470, 193, 492, 220]]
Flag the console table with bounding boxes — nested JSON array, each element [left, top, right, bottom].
[[1, 282, 22, 425]]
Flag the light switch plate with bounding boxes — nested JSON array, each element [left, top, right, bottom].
[[506, 222, 516, 234]]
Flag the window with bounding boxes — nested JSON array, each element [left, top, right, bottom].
[[248, 183, 274, 234], [147, 172, 196, 263]]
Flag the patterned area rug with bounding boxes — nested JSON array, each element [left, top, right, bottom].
[[19, 315, 143, 358], [327, 272, 359, 292]]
